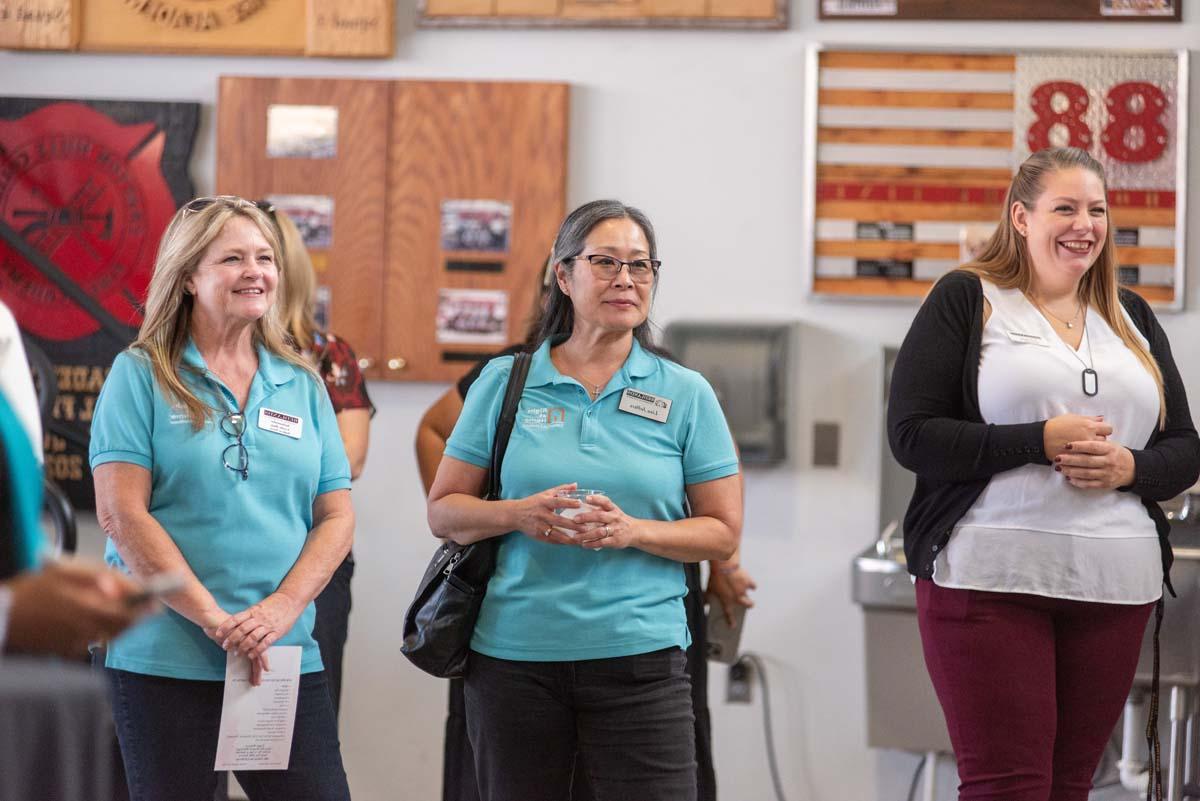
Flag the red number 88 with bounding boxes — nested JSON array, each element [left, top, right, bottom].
[[1026, 80, 1168, 164]]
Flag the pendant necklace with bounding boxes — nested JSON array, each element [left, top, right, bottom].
[[1039, 300, 1082, 330], [1065, 321, 1099, 397]]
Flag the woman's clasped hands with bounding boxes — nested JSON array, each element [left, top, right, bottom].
[[512, 482, 636, 551], [204, 592, 305, 685], [1044, 413, 1136, 491]]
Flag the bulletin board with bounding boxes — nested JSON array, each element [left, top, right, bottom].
[[419, 0, 785, 29], [806, 47, 1188, 309], [818, 0, 1180, 21], [217, 77, 568, 383], [0, 0, 393, 57]]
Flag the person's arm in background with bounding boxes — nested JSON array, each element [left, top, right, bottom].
[[337, 409, 370, 481], [0, 561, 152, 657], [416, 388, 463, 494], [707, 547, 757, 625], [321, 336, 374, 481]]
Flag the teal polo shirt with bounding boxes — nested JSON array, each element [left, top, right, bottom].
[[89, 340, 351, 680], [445, 338, 739, 662]]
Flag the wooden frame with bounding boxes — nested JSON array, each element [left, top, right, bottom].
[[418, 0, 787, 29], [818, 0, 1181, 21], [805, 46, 1189, 310], [218, 76, 569, 383], [0, 0, 393, 56]]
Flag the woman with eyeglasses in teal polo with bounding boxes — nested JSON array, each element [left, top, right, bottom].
[[90, 196, 354, 801], [428, 199, 743, 801]]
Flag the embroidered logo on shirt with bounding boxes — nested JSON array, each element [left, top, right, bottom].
[[520, 407, 567, 430]]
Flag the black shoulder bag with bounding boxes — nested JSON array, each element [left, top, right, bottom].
[[401, 351, 532, 679]]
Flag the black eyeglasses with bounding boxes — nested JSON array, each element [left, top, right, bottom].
[[567, 254, 661, 284], [220, 412, 249, 481]]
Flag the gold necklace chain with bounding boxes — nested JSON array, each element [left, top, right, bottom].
[[1030, 295, 1083, 330]]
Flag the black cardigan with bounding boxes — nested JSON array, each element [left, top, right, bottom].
[[887, 270, 1200, 591]]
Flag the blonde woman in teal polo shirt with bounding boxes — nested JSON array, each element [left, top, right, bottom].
[[90, 197, 354, 801], [428, 200, 742, 801]]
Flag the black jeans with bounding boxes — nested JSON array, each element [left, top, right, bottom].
[[464, 648, 697, 801], [444, 563, 715, 801], [313, 553, 355, 721], [106, 669, 350, 801]]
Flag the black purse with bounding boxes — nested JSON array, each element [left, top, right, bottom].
[[401, 351, 532, 679]]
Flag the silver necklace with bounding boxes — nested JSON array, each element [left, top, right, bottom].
[[1063, 321, 1099, 397]]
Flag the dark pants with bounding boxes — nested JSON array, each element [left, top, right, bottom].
[[465, 648, 697, 801], [313, 554, 355, 722], [106, 668, 350, 801], [916, 579, 1153, 801], [442, 563, 715, 801]]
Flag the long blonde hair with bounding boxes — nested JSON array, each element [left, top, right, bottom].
[[959, 147, 1165, 426], [270, 208, 319, 353], [133, 196, 316, 430]]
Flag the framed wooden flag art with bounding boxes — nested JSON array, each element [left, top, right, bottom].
[[805, 47, 1188, 309]]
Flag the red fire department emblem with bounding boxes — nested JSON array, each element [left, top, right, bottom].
[[0, 102, 176, 340]]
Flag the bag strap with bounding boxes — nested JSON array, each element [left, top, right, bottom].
[[487, 351, 532, 500]]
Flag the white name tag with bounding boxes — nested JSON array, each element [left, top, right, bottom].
[[257, 407, 303, 439], [1007, 330, 1050, 347], [618, 388, 672, 423]]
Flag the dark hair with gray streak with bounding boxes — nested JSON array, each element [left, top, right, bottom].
[[534, 199, 664, 353]]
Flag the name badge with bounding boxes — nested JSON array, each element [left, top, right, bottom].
[[1007, 330, 1050, 347], [618, 388, 672, 423], [258, 407, 303, 439]]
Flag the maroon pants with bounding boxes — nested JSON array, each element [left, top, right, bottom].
[[916, 579, 1153, 801]]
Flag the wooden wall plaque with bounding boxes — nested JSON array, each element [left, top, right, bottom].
[[420, 0, 785, 29], [0, 0, 393, 55], [807, 47, 1189, 309], [819, 0, 1180, 21], [217, 77, 569, 382]]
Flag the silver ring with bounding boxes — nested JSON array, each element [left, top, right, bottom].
[[543, 527, 552, 537], [603, 524, 610, 538]]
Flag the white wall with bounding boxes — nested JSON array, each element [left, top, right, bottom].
[[6, 4, 1199, 799]]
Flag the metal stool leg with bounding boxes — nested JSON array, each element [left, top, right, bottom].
[[922, 751, 937, 801], [1169, 686, 1189, 801]]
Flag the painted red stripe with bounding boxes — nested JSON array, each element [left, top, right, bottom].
[[817, 182, 1176, 209]]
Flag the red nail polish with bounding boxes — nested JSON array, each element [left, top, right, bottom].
[[1065, 443, 1073, 450], [1055, 466, 1062, 472]]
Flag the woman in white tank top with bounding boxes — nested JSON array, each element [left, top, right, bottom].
[[888, 147, 1200, 801]]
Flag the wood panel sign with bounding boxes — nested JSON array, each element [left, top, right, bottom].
[[0, 0, 393, 56], [807, 48, 1188, 309], [217, 77, 569, 383], [819, 0, 1180, 21], [419, 0, 785, 28]]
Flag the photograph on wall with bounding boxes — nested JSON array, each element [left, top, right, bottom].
[[441, 199, 512, 253], [266, 194, 334, 249], [808, 47, 1186, 308], [1100, 0, 1175, 15], [315, 285, 332, 330], [266, 104, 338, 159], [435, 288, 508, 345], [0, 97, 199, 508]]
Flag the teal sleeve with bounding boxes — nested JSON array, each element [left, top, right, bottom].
[[315, 379, 352, 495], [89, 351, 155, 471], [444, 356, 513, 469], [681, 374, 740, 485]]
